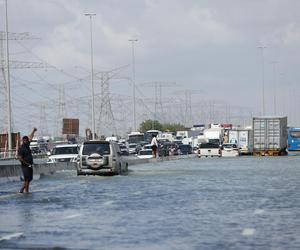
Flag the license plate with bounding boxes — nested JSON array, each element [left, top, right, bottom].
[[100, 168, 111, 172]]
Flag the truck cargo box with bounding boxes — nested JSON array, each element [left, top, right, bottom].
[[229, 129, 253, 154]]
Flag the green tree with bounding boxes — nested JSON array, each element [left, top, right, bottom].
[[162, 123, 186, 133], [139, 120, 186, 133], [139, 120, 163, 133]]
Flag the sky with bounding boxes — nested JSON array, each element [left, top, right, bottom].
[[1, 0, 300, 138]]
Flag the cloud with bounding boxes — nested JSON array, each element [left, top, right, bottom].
[[282, 23, 300, 45], [138, 2, 241, 51]]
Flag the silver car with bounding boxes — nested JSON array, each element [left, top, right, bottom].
[[76, 140, 128, 175]]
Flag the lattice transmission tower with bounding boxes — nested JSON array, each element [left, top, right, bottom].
[[94, 65, 128, 137], [0, 31, 53, 134], [140, 81, 177, 123]]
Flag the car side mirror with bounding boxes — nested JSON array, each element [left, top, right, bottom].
[[47, 151, 51, 156]]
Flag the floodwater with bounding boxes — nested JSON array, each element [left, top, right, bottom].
[[0, 156, 300, 250]]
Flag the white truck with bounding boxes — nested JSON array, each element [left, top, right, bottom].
[[203, 128, 224, 144], [198, 142, 221, 157], [228, 129, 253, 155]]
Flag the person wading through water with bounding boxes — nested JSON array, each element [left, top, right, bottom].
[[17, 128, 37, 193], [150, 134, 158, 158]]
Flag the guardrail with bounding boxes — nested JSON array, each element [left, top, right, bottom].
[[0, 151, 48, 161], [0, 162, 76, 182]]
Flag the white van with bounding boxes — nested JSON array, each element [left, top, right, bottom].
[[77, 140, 128, 175]]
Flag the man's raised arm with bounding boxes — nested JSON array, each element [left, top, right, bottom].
[[28, 128, 37, 141]]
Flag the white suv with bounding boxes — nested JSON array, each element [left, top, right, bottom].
[[76, 140, 128, 175], [47, 144, 80, 163]]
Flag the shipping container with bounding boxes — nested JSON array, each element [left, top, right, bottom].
[[253, 116, 287, 155]]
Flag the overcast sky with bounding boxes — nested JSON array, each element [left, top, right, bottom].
[[1, 0, 300, 137]]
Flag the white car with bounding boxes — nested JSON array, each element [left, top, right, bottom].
[[221, 143, 240, 157], [137, 149, 153, 159], [128, 143, 138, 154], [47, 144, 80, 163]]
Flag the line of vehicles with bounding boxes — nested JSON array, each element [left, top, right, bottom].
[[41, 118, 300, 175], [46, 141, 128, 176]]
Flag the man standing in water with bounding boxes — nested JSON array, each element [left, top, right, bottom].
[[150, 134, 158, 158], [17, 128, 37, 193]]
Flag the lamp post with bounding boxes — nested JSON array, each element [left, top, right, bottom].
[[271, 61, 278, 115], [85, 13, 96, 139], [5, 0, 12, 156], [258, 45, 267, 116], [129, 39, 138, 131]]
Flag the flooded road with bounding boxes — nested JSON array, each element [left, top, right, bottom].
[[0, 156, 300, 250]]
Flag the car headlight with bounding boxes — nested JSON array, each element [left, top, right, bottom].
[[47, 158, 56, 163], [71, 157, 77, 163]]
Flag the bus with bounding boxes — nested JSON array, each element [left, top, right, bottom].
[[128, 132, 145, 144], [288, 127, 300, 151], [144, 130, 162, 143]]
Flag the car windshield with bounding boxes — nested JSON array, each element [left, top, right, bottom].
[[52, 146, 78, 155], [199, 143, 219, 149], [83, 143, 110, 155], [223, 144, 237, 148]]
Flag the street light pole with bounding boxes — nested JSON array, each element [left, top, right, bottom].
[[129, 39, 138, 131], [85, 13, 96, 139], [271, 61, 278, 115], [258, 45, 267, 116], [5, 0, 12, 156]]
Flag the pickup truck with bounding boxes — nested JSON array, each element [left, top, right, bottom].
[[198, 143, 221, 157]]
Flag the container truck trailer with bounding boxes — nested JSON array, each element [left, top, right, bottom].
[[252, 116, 287, 156]]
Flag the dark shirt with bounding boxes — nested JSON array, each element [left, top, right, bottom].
[[18, 143, 33, 166]]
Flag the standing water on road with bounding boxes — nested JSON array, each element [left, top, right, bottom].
[[0, 156, 300, 250]]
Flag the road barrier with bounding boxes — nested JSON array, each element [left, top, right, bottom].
[[0, 162, 76, 183], [0, 154, 196, 183]]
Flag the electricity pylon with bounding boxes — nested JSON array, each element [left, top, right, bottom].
[[140, 81, 177, 123], [0, 31, 53, 137], [94, 65, 128, 137]]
